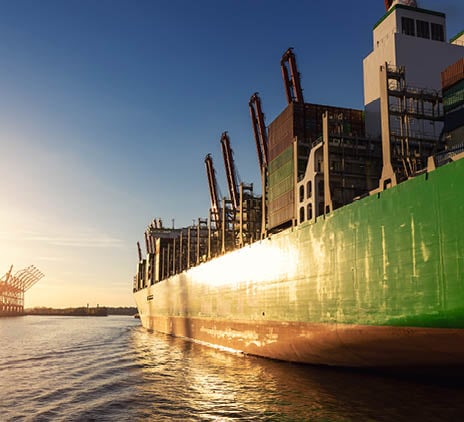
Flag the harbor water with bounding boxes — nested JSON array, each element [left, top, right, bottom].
[[1, 316, 464, 421]]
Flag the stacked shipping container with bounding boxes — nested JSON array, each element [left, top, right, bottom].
[[267, 102, 365, 230], [441, 58, 464, 148]]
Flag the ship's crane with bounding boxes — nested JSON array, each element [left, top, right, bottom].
[[145, 218, 159, 254], [384, 0, 416, 10], [249, 92, 269, 173], [144, 231, 151, 254], [220, 132, 240, 210], [281, 48, 304, 104], [249, 92, 269, 238], [204, 153, 222, 229]]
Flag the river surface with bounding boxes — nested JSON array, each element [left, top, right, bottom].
[[1, 315, 464, 421]]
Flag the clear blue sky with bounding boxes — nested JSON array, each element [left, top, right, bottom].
[[0, 0, 462, 307]]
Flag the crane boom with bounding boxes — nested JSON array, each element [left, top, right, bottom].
[[220, 132, 240, 210], [144, 231, 150, 254], [249, 92, 269, 172], [4, 265, 13, 283], [280, 48, 304, 104], [10, 265, 43, 291], [21, 271, 42, 291], [204, 153, 221, 229]]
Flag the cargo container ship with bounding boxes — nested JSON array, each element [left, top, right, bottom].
[[133, 1, 464, 372]]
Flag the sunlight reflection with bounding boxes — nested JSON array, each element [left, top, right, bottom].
[[189, 239, 299, 287]]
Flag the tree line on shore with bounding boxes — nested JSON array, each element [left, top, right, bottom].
[[25, 306, 137, 316]]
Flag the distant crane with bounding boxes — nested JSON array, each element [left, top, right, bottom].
[[204, 153, 222, 229], [1, 264, 44, 315], [220, 132, 240, 210], [9, 265, 43, 293], [281, 48, 304, 104]]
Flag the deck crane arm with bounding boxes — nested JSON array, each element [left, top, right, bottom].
[[204, 153, 222, 229], [281, 48, 304, 104], [249, 93, 269, 172], [220, 132, 240, 210], [144, 232, 151, 254], [137, 241, 142, 261]]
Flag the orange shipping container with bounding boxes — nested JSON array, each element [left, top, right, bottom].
[[441, 58, 464, 90]]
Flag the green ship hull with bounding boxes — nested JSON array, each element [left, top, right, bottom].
[[134, 158, 464, 370]]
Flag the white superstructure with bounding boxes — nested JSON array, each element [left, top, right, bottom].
[[363, 3, 464, 138]]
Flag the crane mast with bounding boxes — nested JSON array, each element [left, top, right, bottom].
[[220, 132, 240, 210], [281, 48, 304, 104], [249, 92, 269, 173], [204, 153, 221, 229]]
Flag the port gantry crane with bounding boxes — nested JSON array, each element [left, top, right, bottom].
[[281, 47, 304, 104], [0, 264, 44, 315], [249, 92, 269, 238]]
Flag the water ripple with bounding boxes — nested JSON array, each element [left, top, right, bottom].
[[1, 316, 464, 421]]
